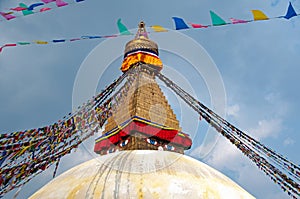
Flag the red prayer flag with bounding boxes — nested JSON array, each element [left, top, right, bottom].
[[190, 23, 208, 28], [5, 44, 17, 47], [10, 7, 27, 11], [229, 18, 249, 24], [0, 44, 17, 53], [40, 7, 51, 12], [0, 12, 16, 20]]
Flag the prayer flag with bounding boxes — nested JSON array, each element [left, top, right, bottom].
[[56, 0, 68, 7], [28, 3, 44, 11], [284, 2, 297, 19], [35, 40, 48, 44], [103, 35, 118, 38], [40, 8, 51, 12], [4, 43, 17, 47], [70, 38, 81, 42], [52, 39, 66, 43], [190, 23, 208, 28], [10, 7, 27, 11], [251, 10, 269, 21], [0, 12, 16, 20], [151, 25, 168, 32], [117, 19, 131, 35], [17, 42, 31, 45], [229, 18, 249, 24], [81, 36, 102, 39], [210, 11, 226, 26], [41, 0, 55, 3], [19, 3, 34, 16], [172, 17, 189, 30], [41, 0, 68, 7]]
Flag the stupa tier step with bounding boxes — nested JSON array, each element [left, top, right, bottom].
[[104, 66, 180, 133]]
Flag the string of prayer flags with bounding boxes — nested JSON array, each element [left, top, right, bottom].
[[0, 0, 85, 22], [210, 11, 227, 26], [1, 1, 299, 26], [1, 2, 300, 53], [172, 17, 189, 30], [0, 72, 128, 196], [251, 10, 269, 21], [0, 33, 122, 53], [117, 18, 132, 35], [157, 72, 300, 199]]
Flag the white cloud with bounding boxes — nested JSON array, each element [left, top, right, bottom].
[[283, 137, 295, 146], [205, 138, 244, 170], [226, 104, 240, 118], [191, 118, 283, 166], [247, 119, 282, 140], [190, 119, 288, 198], [190, 115, 286, 198], [264, 92, 289, 118], [264, 92, 279, 104]]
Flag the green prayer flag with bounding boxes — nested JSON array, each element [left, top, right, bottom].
[[17, 42, 31, 45], [19, 3, 34, 16], [117, 18, 131, 35], [210, 11, 226, 26]]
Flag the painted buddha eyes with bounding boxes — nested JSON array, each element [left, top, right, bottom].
[[165, 145, 175, 151], [119, 139, 130, 147], [146, 138, 158, 146], [145, 138, 176, 151]]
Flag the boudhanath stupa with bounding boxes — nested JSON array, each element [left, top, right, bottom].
[[30, 22, 254, 199]]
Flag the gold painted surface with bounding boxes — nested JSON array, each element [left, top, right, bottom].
[[30, 151, 255, 199], [104, 68, 181, 134], [124, 37, 158, 56], [124, 22, 159, 57]]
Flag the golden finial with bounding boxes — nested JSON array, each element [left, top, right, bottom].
[[135, 21, 148, 39]]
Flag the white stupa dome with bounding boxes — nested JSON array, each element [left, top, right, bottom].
[[30, 150, 255, 199]]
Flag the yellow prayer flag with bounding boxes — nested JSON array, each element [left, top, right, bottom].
[[15, 145, 30, 158], [35, 40, 48, 44], [151, 25, 168, 32], [251, 10, 269, 21]]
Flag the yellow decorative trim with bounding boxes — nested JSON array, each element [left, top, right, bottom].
[[95, 116, 183, 143], [121, 53, 163, 72]]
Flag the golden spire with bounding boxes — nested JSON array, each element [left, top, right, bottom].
[[94, 21, 192, 155], [124, 21, 159, 57]]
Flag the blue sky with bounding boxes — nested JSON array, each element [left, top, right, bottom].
[[1, 0, 299, 198]]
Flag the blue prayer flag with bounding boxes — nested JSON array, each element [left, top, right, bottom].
[[284, 2, 297, 19], [172, 17, 189, 30]]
